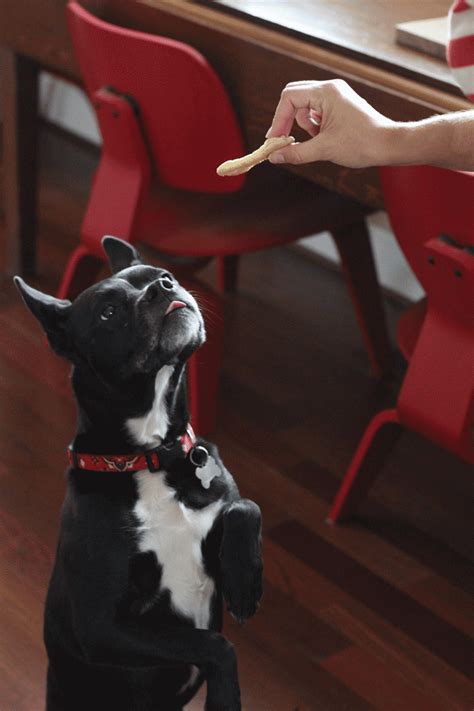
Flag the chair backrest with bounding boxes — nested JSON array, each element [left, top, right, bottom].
[[380, 165, 474, 463], [379, 165, 474, 293], [67, 1, 245, 194]]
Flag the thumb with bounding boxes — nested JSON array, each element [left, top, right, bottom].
[[268, 136, 325, 165]]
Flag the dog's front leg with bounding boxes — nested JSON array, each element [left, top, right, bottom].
[[81, 623, 241, 711], [220, 498, 263, 623]]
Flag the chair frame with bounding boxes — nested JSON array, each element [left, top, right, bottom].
[[328, 170, 474, 524]]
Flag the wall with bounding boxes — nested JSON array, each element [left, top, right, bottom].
[[40, 72, 101, 144], [39, 72, 424, 303]]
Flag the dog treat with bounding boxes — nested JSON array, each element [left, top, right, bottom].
[[216, 136, 295, 177]]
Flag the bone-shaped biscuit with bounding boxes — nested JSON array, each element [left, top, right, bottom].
[[216, 136, 295, 177]]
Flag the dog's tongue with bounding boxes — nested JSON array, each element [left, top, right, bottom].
[[165, 300, 186, 316]]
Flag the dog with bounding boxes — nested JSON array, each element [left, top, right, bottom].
[[15, 236, 263, 711]]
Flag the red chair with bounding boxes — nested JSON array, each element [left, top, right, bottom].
[[61, 1, 392, 433], [328, 165, 474, 523]]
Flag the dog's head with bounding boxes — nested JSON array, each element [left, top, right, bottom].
[[14, 237, 205, 381]]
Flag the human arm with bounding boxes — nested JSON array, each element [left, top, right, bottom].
[[266, 79, 474, 171]]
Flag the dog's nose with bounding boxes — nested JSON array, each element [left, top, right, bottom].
[[144, 275, 175, 302], [159, 274, 175, 291], [145, 282, 160, 302]]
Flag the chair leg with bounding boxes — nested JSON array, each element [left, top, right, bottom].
[[57, 245, 104, 300], [216, 255, 240, 293], [327, 408, 402, 524], [331, 219, 392, 378], [185, 282, 224, 435]]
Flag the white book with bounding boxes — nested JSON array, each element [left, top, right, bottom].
[[396, 16, 448, 60]]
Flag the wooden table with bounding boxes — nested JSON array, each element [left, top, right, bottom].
[[1, 0, 471, 277]]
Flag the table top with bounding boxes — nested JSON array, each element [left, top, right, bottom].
[[204, 0, 459, 95], [0, 0, 459, 96], [1, 0, 469, 209]]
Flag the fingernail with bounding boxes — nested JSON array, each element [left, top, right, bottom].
[[265, 126, 273, 138], [269, 153, 285, 164]]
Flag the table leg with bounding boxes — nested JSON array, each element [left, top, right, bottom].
[[1, 48, 39, 278], [331, 218, 393, 377]]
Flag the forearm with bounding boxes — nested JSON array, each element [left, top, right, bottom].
[[382, 111, 474, 171], [266, 80, 474, 170]]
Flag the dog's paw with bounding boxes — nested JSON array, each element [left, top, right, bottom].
[[222, 555, 263, 624], [220, 499, 263, 623]]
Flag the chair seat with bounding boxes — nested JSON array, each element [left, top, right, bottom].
[[136, 166, 370, 257], [396, 298, 427, 361]]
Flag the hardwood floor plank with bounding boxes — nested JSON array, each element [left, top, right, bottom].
[[358, 514, 474, 596], [283, 457, 474, 597], [321, 645, 453, 711], [0, 607, 46, 711], [218, 432, 438, 589], [0, 514, 50, 710], [223, 616, 374, 711], [269, 520, 474, 679], [406, 575, 474, 637], [243, 578, 351, 661], [265, 537, 474, 709], [320, 604, 474, 711], [0, 323, 69, 377]]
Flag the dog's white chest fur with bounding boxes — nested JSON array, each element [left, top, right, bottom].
[[126, 365, 174, 447], [133, 471, 223, 629]]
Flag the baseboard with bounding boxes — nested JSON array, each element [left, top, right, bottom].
[[291, 243, 414, 310]]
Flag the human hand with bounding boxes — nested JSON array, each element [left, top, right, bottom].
[[266, 79, 395, 169]]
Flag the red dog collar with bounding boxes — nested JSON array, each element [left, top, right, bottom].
[[68, 426, 196, 473]]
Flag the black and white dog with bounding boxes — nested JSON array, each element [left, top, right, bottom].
[[15, 237, 263, 711]]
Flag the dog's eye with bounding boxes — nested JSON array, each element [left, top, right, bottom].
[[159, 274, 174, 291], [100, 304, 116, 321]]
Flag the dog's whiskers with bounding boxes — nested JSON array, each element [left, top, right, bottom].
[[188, 291, 223, 326]]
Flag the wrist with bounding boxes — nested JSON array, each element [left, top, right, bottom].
[[364, 120, 402, 167], [378, 122, 420, 166], [380, 116, 464, 169]]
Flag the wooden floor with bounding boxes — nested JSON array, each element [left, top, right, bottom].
[[0, 128, 473, 711]]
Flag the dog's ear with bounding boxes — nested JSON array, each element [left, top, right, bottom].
[[102, 236, 142, 274], [14, 277, 73, 359]]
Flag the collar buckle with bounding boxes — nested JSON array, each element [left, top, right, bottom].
[[68, 446, 79, 469], [144, 449, 161, 473]]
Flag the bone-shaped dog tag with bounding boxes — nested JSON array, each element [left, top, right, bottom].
[[195, 456, 221, 489]]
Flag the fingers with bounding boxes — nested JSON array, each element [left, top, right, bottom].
[[268, 136, 325, 165], [263, 78, 393, 169], [295, 107, 320, 137], [266, 81, 323, 138]]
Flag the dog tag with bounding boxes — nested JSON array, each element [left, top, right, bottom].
[[195, 455, 221, 489]]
